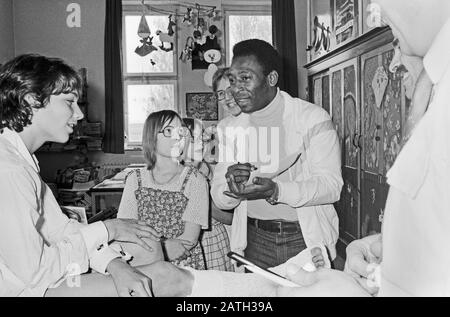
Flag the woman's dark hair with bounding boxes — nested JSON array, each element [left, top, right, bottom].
[[232, 39, 281, 77], [142, 110, 182, 170], [0, 54, 82, 133]]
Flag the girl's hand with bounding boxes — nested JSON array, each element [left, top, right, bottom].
[[163, 239, 196, 261]]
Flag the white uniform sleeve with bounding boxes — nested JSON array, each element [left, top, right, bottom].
[[0, 169, 92, 296], [277, 120, 343, 208]]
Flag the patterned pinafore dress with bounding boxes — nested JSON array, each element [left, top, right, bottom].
[[134, 167, 205, 270]]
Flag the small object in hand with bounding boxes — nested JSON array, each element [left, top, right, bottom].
[[266, 183, 279, 205], [160, 236, 169, 261]]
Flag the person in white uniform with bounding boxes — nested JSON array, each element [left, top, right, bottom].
[[284, 0, 450, 297], [0, 54, 163, 297]]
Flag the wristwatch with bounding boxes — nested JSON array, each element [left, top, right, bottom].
[[266, 182, 279, 205]]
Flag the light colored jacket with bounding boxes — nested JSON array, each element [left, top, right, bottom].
[[211, 91, 343, 260]]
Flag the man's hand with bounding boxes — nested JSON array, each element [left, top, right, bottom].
[[224, 176, 277, 201], [107, 258, 153, 297], [225, 163, 254, 186], [344, 234, 382, 295], [104, 219, 162, 252], [163, 239, 195, 261], [277, 264, 370, 297]]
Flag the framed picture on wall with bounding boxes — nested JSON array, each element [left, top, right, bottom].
[[186, 92, 218, 121], [334, 0, 359, 46]]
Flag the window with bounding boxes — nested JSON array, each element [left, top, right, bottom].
[[225, 8, 273, 65], [124, 82, 176, 144], [123, 9, 178, 148]]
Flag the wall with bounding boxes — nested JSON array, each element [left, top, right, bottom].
[[0, 0, 15, 63], [10, 0, 112, 181], [295, 0, 309, 100], [13, 0, 106, 124]]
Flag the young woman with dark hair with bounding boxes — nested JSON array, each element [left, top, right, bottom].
[[0, 54, 163, 297]]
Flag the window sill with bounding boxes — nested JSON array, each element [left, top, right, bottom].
[[124, 146, 143, 152]]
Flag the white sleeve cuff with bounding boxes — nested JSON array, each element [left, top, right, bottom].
[[79, 222, 122, 274], [212, 183, 241, 210], [276, 180, 290, 205], [79, 221, 109, 255], [89, 245, 122, 274]]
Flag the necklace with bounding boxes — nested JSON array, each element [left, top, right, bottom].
[[151, 168, 180, 186]]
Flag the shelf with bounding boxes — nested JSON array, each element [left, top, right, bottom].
[[37, 136, 103, 153], [305, 26, 393, 74]]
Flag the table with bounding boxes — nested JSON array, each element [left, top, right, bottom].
[[89, 165, 145, 215], [90, 180, 125, 215]]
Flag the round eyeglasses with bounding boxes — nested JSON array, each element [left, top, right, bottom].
[[216, 90, 226, 101], [159, 126, 190, 138]]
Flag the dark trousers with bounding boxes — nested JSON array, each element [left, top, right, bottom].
[[244, 219, 307, 269]]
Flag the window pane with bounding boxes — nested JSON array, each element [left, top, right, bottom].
[[125, 15, 174, 74], [228, 15, 273, 64], [126, 84, 175, 144]]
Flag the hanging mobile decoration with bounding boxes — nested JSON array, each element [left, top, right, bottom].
[[207, 8, 217, 19], [183, 7, 193, 24], [180, 36, 195, 62], [167, 14, 176, 36], [135, 4, 157, 57], [132, 2, 221, 68], [208, 25, 218, 39], [137, 14, 151, 38], [193, 29, 206, 45], [156, 30, 174, 52], [196, 4, 206, 31]]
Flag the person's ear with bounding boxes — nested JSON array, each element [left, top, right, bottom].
[[267, 71, 279, 87]]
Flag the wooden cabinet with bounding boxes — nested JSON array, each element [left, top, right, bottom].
[[306, 24, 410, 257], [329, 59, 361, 243], [312, 71, 331, 114], [360, 43, 407, 237]]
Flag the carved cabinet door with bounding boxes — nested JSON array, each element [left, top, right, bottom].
[[312, 72, 331, 115], [330, 58, 361, 244], [360, 43, 406, 237]]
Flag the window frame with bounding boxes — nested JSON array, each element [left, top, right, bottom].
[[122, 6, 178, 77], [123, 79, 178, 147], [224, 5, 272, 65], [122, 5, 179, 149]]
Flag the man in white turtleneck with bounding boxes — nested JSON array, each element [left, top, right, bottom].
[[211, 39, 343, 269]]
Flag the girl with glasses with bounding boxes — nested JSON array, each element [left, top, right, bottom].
[[118, 110, 209, 270]]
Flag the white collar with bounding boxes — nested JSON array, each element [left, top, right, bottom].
[[251, 88, 282, 118], [423, 18, 450, 85], [0, 128, 40, 173]]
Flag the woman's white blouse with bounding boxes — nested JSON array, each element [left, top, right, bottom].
[[0, 129, 120, 296]]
